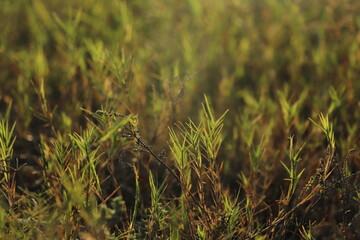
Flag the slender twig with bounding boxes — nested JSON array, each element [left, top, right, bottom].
[[131, 127, 210, 218]]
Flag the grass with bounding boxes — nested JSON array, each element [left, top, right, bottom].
[[1, 0, 360, 239]]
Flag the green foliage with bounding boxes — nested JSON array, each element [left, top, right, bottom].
[[0, 109, 16, 183], [278, 87, 308, 127], [201, 95, 228, 162], [0, 0, 360, 239], [309, 113, 336, 151], [281, 136, 306, 200]]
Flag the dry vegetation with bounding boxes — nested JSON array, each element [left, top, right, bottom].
[[1, 0, 360, 239]]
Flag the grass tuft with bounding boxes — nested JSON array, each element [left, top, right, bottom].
[[1, 0, 360, 238]]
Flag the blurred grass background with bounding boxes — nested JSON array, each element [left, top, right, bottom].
[[2, 0, 359, 182], [0, 0, 360, 238]]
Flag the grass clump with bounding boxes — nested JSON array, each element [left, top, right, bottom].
[[1, 0, 360, 239]]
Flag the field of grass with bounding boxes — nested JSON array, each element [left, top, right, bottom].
[[1, 0, 360, 239]]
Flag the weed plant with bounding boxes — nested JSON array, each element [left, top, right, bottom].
[[1, 0, 360, 239]]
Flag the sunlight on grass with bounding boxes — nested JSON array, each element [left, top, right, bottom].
[[0, 0, 360, 238]]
